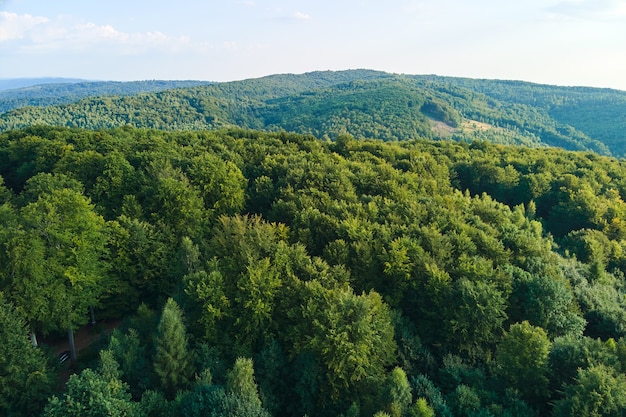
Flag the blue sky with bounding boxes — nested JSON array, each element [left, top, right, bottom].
[[1, 0, 626, 90]]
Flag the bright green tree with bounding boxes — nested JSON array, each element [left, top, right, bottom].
[[43, 368, 137, 417], [496, 321, 551, 404], [227, 357, 263, 410], [383, 367, 413, 417], [552, 364, 626, 417], [6, 183, 108, 362], [153, 298, 193, 399], [409, 398, 435, 417], [293, 282, 397, 401]]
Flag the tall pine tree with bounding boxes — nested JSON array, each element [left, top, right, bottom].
[[153, 298, 192, 399]]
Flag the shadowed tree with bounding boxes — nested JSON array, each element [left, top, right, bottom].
[[0, 294, 55, 417]]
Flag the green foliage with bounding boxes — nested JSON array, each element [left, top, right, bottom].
[[0, 80, 212, 113], [4, 180, 108, 334], [1, 123, 626, 415], [552, 364, 626, 417], [4, 70, 624, 154], [506, 266, 585, 339], [43, 368, 137, 417], [226, 358, 263, 410], [409, 398, 435, 417], [382, 367, 413, 416], [153, 298, 193, 398], [496, 321, 550, 404], [292, 281, 397, 401], [0, 294, 54, 417]]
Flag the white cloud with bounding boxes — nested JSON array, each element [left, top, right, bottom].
[[0, 11, 48, 41], [1, 13, 202, 54], [292, 11, 311, 21]]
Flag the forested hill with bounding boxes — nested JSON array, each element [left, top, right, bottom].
[[2, 70, 625, 155], [0, 80, 213, 114], [0, 77, 88, 91], [3, 126, 626, 416]]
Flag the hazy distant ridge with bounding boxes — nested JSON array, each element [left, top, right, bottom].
[[0, 78, 89, 91]]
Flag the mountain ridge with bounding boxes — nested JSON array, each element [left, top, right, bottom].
[[1, 70, 625, 155]]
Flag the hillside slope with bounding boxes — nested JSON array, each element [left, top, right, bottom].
[[1, 70, 623, 155]]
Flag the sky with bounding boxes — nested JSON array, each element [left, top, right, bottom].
[[1, 0, 626, 90]]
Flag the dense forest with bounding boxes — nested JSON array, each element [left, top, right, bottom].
[[3, 124, 626, 416], [0, 80, 213, 114], [2, 70, 626, 155]]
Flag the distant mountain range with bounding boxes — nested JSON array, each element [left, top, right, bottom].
[[0, 80, 213, 113], [0, 78, 90, 91], [2, 70, 626, 156]]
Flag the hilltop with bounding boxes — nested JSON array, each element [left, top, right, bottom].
[[2, 70, 626, 155]]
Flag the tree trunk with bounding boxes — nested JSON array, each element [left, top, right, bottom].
[[68, 327, 77, 366], [30, 330, 38, 347], [89, 306, 96, 326]]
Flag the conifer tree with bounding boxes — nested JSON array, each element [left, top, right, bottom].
[[226, 357, 263, 410], [153, 298, 192, 399], [225, 357, 270, 417]]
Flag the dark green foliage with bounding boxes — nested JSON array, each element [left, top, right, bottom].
[[0, 294, 55, 417]]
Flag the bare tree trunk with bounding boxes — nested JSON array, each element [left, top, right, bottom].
[[30, 330, 38, 347], [68, 327, 77, 366], [89, 306, 96, 326]]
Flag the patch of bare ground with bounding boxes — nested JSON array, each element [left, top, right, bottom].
[[461, 120, 493, 131], [431, 120, 457, 136]]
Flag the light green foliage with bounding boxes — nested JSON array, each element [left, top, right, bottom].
[[227, 357, 263, 409], [293, 281, 397, 400], [188, 153, 246, 217], [496, 321, 550, 404], [154, 298, 193, 398], [409, 398, 435, 417], [6, 179, 107, 334], [43, 368, 137, 417], [383, 367, 413, 416], [552, 364, 626, 417]]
